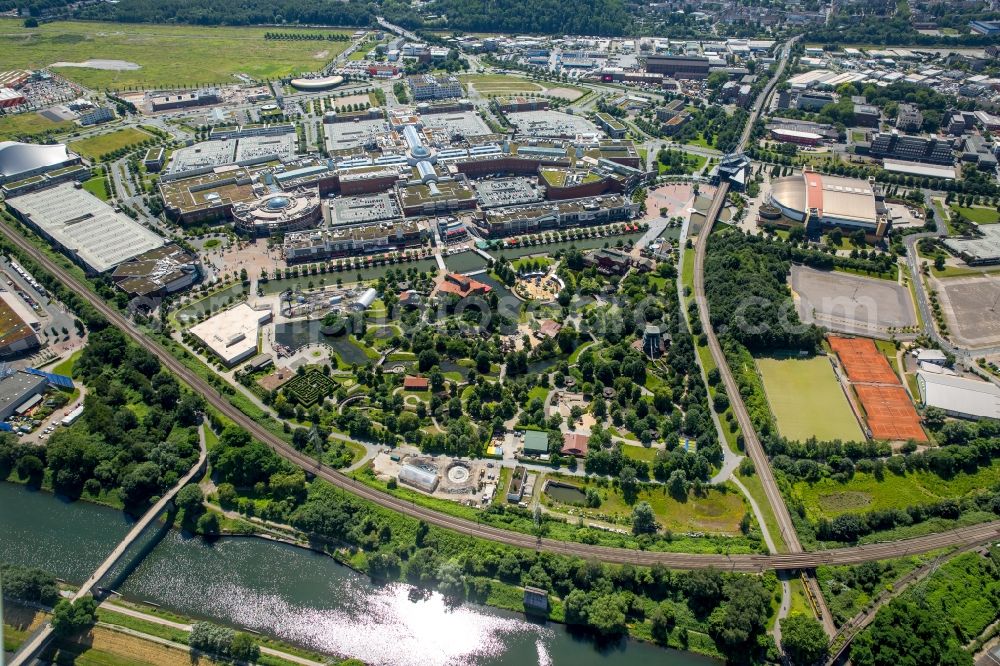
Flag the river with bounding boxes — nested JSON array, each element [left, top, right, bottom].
[[0, 483, 719, 666]]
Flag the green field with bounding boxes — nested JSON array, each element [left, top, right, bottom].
[[950, 204, 1000, 224], [795, 462, 1000, 520], [543, 474, 747, 535], [0, 111, 75, 141], [459, 74, 585, 100], [70, 127, 152, 160], [82, 175, 110, 200], [0, 19, 349, 89], [756, 355, 864, 442]]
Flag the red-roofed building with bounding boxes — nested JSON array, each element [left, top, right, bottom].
[[404, 375, 429, 391], [437, 272, 492, 298], [561, 432, 589, 457], [536, 319, 562, 339]]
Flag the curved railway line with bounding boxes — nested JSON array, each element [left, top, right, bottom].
[[4, 218, 1000, 570]]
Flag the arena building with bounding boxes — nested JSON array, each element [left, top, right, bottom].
[[0, 142, 82, 185], [766, 171, 889, 239], [232, 189, 322, 236]]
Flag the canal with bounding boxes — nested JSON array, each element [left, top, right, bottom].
[[0, 483, 719, 666]]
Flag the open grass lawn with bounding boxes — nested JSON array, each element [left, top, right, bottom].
[[458, 74, 584, 99], [0, 110, 74, 141], [950, 204, 1000, 225], [527, 385, 550, 402], [794, 463, 1000, 520], [49, 348, 83, 376], [82, 175, 110, 200], [544, 474, 747, 534], [756, 355, 864, 443], [622, 444, 659, 462], [0, 18, 349, 89], [70, 127, 152, 160]]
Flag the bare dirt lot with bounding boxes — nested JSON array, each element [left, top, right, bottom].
[[791, 265, 916, 338], [935, 274, 1000, 348]]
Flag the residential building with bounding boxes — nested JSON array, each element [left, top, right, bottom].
[[407, 74, 463, 101]]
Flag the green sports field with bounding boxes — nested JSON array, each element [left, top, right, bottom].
[[756, 355, 864, 443], [0, 19, 349, 90]]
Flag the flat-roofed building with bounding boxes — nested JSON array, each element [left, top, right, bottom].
[[5, 182, 165, 274], [0, 290, 40, 357], [644, 55, 710, 79], [160, 168, 259, 224], [407, 74, 462, 101], [0, 371, 47, 421], [868, 132, 954, 165], [282, 219, 425, 262], [478, 194, 636, 237], [110, 244, 200, 297], [943, 225, 1000, 266], [917, 371, 1000, 420], [189, 303, 272, 366], [149, 89, 221, 112]]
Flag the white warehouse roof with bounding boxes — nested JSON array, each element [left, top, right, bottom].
[[5, 183, 165, 273], [188, 303, 272, 366], [918, 371, 1000, 421]]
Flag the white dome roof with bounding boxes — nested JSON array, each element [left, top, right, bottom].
[[0, 141, 72, 179]]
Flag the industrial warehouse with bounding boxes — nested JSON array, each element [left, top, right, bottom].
[[4, 182, 167, 274]]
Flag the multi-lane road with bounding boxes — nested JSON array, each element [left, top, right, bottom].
[[4, 210, 1000, 572]]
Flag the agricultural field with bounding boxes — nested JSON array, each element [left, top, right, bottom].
[[793, 463, 1000, 520], [0, 111, 74, 141], [459, 74, 585, 101], [949, 204, 1000, 224], [0, 19, 349, 90], [756, 355, 864, 442], [542, 474, 747, 535], [69, 127, 153, 160]]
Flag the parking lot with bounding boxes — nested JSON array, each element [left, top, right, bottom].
[[936, 274, 1000, 348], [790, 265, 917, 338]]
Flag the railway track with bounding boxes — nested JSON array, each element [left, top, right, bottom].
[[3, 157, 1000, 571]]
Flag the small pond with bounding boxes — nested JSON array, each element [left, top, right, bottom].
[[544, 481, 588, 505]]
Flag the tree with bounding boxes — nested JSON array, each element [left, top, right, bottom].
[[782, 615, 829, 666], [632, 501, 657, 534], [230, 632, 261, 661], [51, 597, 98, 637], [175, 484, 204, 515], [668, 469, 688, 500], [650, 601, 676, 641]]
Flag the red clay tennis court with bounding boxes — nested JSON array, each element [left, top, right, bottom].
[[828, 336, 899, 385], [828, 335, 928, 442], [854, 384, 928, 442]]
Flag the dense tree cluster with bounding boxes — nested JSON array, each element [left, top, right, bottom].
[[189, 622, 260, 662], [704, 232, 824, 352], [0, 563, 61, 606], [0, 328, 203, 507], [77, 0, 373, 27], [427, 0, 628, 36], [852, 600, 972, 666]]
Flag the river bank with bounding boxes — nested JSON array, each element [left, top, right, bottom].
[[0, 481, 722, 666]]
